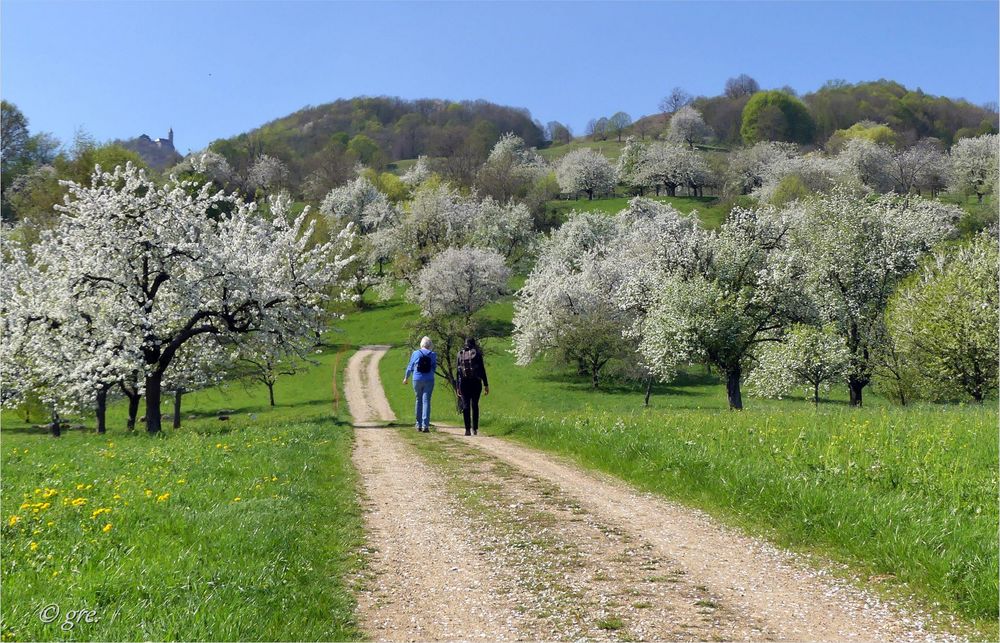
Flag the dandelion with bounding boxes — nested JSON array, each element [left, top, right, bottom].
[[70, 498, 87, 507], [156, 493, 170, 503], [176, 479, 186, 484], [91, 508, 111, 519], [102, 524, 112, 533], [145, 489, 153, 497], [29, 542, 38, 551], [233, 497, 241, 502], [8, 516, 21, 527]]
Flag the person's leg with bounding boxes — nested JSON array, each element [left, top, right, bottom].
[[470, 380, 482, 434], [460, 381, 473, 434], [413, 380, 425, 430], [425, 379, 435, 429]]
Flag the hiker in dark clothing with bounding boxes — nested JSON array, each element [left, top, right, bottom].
[[456, 338, 489, 436]]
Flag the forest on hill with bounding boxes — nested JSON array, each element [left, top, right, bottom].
[[197, 78, 997, 201], [625, 78, 999, 148], [207, 97, 545, 197]]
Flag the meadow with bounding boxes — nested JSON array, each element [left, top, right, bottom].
[[0, 344, 364, 642], [368, 295, 998, 631], [2, 259, 996, 639]]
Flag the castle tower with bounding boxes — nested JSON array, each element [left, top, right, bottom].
[[168, 128, 174, 145]]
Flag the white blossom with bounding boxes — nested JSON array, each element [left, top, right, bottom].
[[320, 175, 399, 233], [401, 155, 433, 186], [555, 148, 616, 199], [785, 186, 960, 405], [412, 247, 511, 319], [949, 133, 999, 202], [2, 163, 354, 432], [746, 324, 851, 404], [665, 105, 713, 149]]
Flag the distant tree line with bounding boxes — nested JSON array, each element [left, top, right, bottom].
[[207, 96, 545, 199]]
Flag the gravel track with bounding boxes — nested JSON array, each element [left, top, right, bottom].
[[346, 345, 962, 642]]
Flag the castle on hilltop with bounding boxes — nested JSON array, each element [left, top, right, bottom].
[[120, 128, 182, 170]]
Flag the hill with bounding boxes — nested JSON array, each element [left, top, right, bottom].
[[603, 79, 998, 149], [207, 96, 544, 196]]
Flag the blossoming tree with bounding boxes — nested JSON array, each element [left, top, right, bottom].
[[5, 164, 354, 433]]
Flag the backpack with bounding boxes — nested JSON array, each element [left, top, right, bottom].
[[458, 348, 478, 380], [416, 350, 432, 374]]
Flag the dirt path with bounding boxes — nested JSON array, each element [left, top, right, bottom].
[[346, 345, 960, 642], [348, 346, 521, 640]]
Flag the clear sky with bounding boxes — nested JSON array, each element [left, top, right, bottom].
[[2, 0, 997, 154]]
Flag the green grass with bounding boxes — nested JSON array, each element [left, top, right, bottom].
[[0, 418, 364, 641], [537, 138, 629, 162], [1, 340, 366, 641], [537, 137, 731, 164], [371, 294, 998, 632], [544, 194, 728, 229]]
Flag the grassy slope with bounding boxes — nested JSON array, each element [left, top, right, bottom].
[[368, 295, 998, 631], [544, 194, 728, 229], [0, 344, 365, 641]]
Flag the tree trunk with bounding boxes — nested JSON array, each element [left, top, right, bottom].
[[848, 376, 865, 407], [813, 382, 820, 407], [49, 410, 61, 437], [726, 366, 743, 410], [145, 372, 163, 434], [125, 389, 140, 431], [591, 368, 599, 389], [96, 386, 108, 434], [267, 382, 276, 407], [644, 376, 653, 407], [173, 389, 183, 429]]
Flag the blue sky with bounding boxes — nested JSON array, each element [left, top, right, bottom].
[[2, 1, 997, 155]]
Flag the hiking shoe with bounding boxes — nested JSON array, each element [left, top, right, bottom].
[[464, 430, 471, 436]]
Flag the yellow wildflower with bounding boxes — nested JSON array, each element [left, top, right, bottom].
[[156, 493, 170, 503], [70, 498, 87, 507], [145, 489, 153, 497], [233, 497, 241, 502], [102, 524, 112, 533], [176, 479, 186, 484], [90, 508, 111, 519], [29, 542, 38, 551], [8, 515, 20, 527]]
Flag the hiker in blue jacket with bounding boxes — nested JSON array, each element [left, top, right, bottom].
[[403, 336, 437, 432]]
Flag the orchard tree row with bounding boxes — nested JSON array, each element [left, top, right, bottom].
[[2, 165, 356, 435], [512, 192, 996, 408]]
